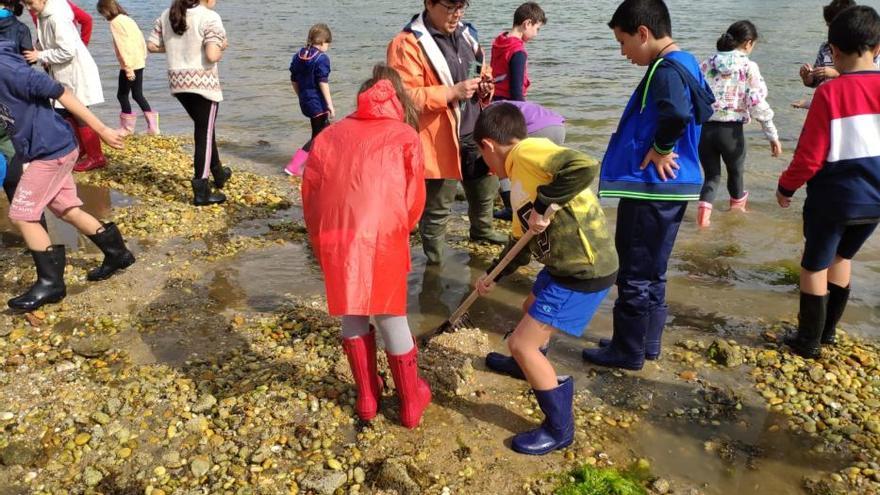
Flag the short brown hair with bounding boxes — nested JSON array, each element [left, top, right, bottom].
[[96, 0, 127, 20], [824, 0, 857, 23], [307, 23, 332, 46], [514, 2, 546, 26]]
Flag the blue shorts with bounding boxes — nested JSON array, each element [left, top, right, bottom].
[[527, 268, 610, 337], [802, 212, 879, 271]]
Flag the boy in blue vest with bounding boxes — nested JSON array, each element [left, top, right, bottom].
[[582, 0, 714, 370]]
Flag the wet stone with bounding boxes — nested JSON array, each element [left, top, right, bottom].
[[707, 340, 743, 367], [83, 466, 103, 487], [301, 468, 348, 495], [192, 394, 217, 414], [376, 458, 421, 495], [0, 442, 40, 467], [190, 455, 212, 477], [70, 336, 112, 358]]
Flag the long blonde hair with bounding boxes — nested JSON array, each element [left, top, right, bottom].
[[358, 64, 419, 130]]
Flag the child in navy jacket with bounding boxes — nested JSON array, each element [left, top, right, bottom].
[[285, 23, 335, 176], [583, 0, 714, 371], [777, 6, 880, 359]]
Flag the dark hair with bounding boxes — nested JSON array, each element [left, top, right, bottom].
[[0, 0, 23, 16], [608, 0, 671, 38], [716, 20, 758, 51], [829, 5, 880, 55], [513, 2, 546, 27], [170, 0, 199, 36], [474, 103, 527, 146], [96, 0, 127, 20], [358, 64, 419, 130], [307, 23, 332, 45], [824, 0, 857, 24]]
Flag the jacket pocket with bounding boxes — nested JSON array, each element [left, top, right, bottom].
[[576, 228, 595, 265]]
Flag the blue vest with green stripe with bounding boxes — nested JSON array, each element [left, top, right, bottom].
[[599, 50, 706, 201]]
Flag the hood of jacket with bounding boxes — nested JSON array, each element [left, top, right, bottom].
[[491, 31, 525, 56], [353, 80, 404, 122], [296, 46, 325, 67], [706, 50, 749, 76], [39, 0, 72, 21]]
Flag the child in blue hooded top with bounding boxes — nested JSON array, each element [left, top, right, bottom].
[[284, 23, 335, 176], [583, 0, 714, 371]]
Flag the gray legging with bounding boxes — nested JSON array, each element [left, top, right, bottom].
[[699, 121, 746, 203], [341, 315, 414, 355]]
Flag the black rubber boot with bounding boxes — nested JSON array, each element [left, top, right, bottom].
[[821, 283, 850, 345], [583, 307, 647, 371], [86, 222, 136, 281], [493, 190, 513, 221], [784, 292, 828, 359], [8, 245, 67, 311], [212, 165, 232, 189], [191, 178, 226, 206]]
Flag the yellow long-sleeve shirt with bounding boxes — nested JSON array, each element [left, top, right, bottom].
[[110, 14, 146, 71]]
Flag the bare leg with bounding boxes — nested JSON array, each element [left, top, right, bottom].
[[827, 256, 851, 288], [59, 207, 102, 236], [12, 220, 52, 251], [507, 314, 557, 391]]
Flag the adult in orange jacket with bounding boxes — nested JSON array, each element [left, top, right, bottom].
[[302, 65, 432, 429], [387, 0, 507, 265]]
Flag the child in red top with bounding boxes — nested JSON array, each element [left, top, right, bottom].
[[302, 65, 430, 430], [777, 6, 880, 359], [490, 2, 545, 101]]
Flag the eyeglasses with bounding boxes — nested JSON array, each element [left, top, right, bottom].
[[435, 1, 468, 15]]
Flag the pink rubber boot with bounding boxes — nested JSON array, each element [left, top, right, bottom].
[[284, 149, 309, 176], [697, 201, 713, 228], [119, 113, 136, 136], [730, 191, 749, 212], [144, 112, 161, 135]]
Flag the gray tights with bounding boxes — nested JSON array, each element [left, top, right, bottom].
[[341, 315, 414, 355]]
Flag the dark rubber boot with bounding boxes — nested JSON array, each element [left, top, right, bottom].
[[86, 222, 135, 281], [493, 190, 513, 221], [598, 305, 664, 361], [341, 327, 385, 421], [191, 178, 226, 206], [463, 175, 507, 245], [784, 292, 828, 359], [386, 344, 432, 429], [821, 283, 850, 345], [212, 165, 232, 189], [512, 376, 575, 455], [8, 245, 67, 311], [582, 308, 647, 371], [485, 345, 549, 380]]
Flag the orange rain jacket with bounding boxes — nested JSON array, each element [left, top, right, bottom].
[[387, 13, 492, 180]]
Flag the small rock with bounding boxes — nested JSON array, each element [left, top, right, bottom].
[[353, 467, 366, 484], [91, 412, 111, 425], [0, 442, 40, 466], [301, 468, 348, 495], [74, 433, 91, 446], [809, 365, 825, 383], [0, 412, 14, 421], [679, 370, 698, 381], [83, 467, 103, 487], [376, 458, 421, 495], [190, 455, 212, 477], [55, 361, 76, 373], [70, 336, 112, 358], [652, 478, 671, 494], [707, 340, 743, 367], [192, 394, 217, 414]]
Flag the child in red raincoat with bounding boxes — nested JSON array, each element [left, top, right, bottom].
[[302, 64, 430, 429]]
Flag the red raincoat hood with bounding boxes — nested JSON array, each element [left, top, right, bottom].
[[492, 32, 525, 54], [353, 79, 404, 122]]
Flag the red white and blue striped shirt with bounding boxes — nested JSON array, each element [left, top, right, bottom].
[[779, 71, 880, 221]]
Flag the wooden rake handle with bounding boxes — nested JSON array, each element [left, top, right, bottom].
[[446, 204, 561, 326]]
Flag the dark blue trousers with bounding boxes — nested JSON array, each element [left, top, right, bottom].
[[611, 199, 687, 353]]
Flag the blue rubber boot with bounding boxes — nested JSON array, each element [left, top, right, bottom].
[[485, 345, 549, 380], [512, 376, 575, 455], [597, 305, 665, 360], [582, 308, 647, 371]]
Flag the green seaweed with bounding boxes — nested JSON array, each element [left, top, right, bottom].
[[555, 464, 647, 495]]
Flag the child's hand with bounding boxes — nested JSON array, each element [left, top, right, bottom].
[[811, 66, 839, 80], [527, 208, 551, 234], [328, 105, 336, 119], [776, 190, 792, 208], [126, 69, 136, 81], [23, 49, 40, 64], [640, 149, 679, 181], [799, 64, 814, 85], [98, 127, 125, 150], [476, 274, 496, 296], [477, 76, 494, 100], [791, 98, 811, 109], [770, 140, 782, 157]]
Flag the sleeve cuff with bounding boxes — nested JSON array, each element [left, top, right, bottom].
[[533, 199, 549, 215], [777, 184, 796, 197], [653, 142, 675, 155]]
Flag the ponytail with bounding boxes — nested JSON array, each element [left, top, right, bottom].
[[716, 20, 759, 51], [170, 0, 199, 35]]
